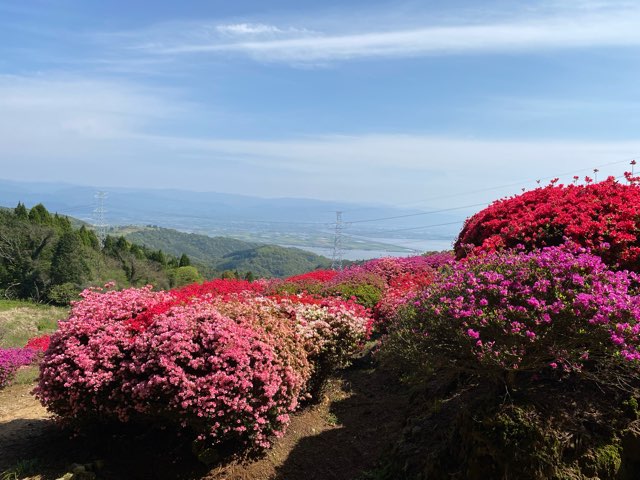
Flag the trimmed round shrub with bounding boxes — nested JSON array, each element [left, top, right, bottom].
[[36, 290, 311, 449], [455, 177, 640, 271], [382, 246, 640, 381], [125, 302, 310, 448]]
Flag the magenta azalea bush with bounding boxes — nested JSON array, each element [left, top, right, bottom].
[[382, 246, 640, 379], [0, 347, 35, 388]]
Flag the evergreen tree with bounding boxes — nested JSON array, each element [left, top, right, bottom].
[[28, 203, 52, 225], [14, 202, 28, 220], [51, 232, 89, 285], [179, 253, 191, 267]]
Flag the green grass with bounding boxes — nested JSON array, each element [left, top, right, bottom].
[[0, 459, 40, 480], [0, 300, 67, 348], [13, 365, 40, 385]]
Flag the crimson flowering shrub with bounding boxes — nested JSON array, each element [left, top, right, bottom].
[[382, 246, 640, 381], [0, 347, 35, 388], [374, 271, 435, 332], [455, 176, 640, 271], [25, 334, 51, 352], [271, 270, 339, 296], [173, 278, 266, 299]]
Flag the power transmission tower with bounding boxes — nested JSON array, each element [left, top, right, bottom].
[[331, 211, 344, 270], [93, 191, 108, 246]]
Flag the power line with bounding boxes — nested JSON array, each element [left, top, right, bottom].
[[386, 156, 637, 209], [348, 202, 488, 224]]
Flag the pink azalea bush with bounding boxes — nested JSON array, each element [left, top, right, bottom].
[[36, 282, 372, 449], [381, 246, 640, 380], [211, 293, 372, 393]]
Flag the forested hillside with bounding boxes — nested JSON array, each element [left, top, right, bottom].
[[0, 203, 195, 304], [122, 226, 261, 265], [121, 226, 332, 278]]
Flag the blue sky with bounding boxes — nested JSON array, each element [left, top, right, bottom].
[[1, 0, 640, 209]]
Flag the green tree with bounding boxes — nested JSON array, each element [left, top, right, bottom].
[[172, 266, 202, 287], [78, 226, 100, 250], [244, 271, 255, 282], [28, 203, 52, 225], [14, 202, 28, 220], [220, 270, 238, 279], [50, 232, 89, 285], [179, 253, 191, 267]]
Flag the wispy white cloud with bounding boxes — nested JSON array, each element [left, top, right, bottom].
[[215, 23, 311, 37], [131, 4, 640, 64]]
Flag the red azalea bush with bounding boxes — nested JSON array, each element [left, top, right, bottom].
[[374, 271, 435, 332], [173, 278, 267, 299], [271, 270, 339, 296], [455, 176, 640, 271], [25, 334, 51, 353], [381, 246, 640, 381]]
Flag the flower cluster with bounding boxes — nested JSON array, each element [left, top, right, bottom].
[[382, 246, 640, 378], [25, 334, 51, 352], [455, 176, 640, 271]]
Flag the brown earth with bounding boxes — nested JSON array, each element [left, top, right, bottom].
[[0, 365, 408, 480]]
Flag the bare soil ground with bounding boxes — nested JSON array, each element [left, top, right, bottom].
[[0, 365, 407, 480]]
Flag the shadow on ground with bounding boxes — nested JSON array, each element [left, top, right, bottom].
[[0, 365, 408, 480], [273, 365, 409, 480]]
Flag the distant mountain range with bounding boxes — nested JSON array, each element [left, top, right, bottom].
[[0, 178, 462, 254]]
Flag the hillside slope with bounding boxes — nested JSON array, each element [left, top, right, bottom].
[[120, 226, 331, 278]]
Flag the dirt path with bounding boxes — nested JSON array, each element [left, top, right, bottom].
[[0, 366, 407, 480]]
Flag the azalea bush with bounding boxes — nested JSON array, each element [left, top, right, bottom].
[[373, 271, 435, 332], [36, 288, 310, 449], [381, 246, 640, 382], [0, 347, 35, 388], [271, 270, 338, 296], [208, 293, 372, 394], [455, 175, 640, 271], [35, 281, 372, 449]]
